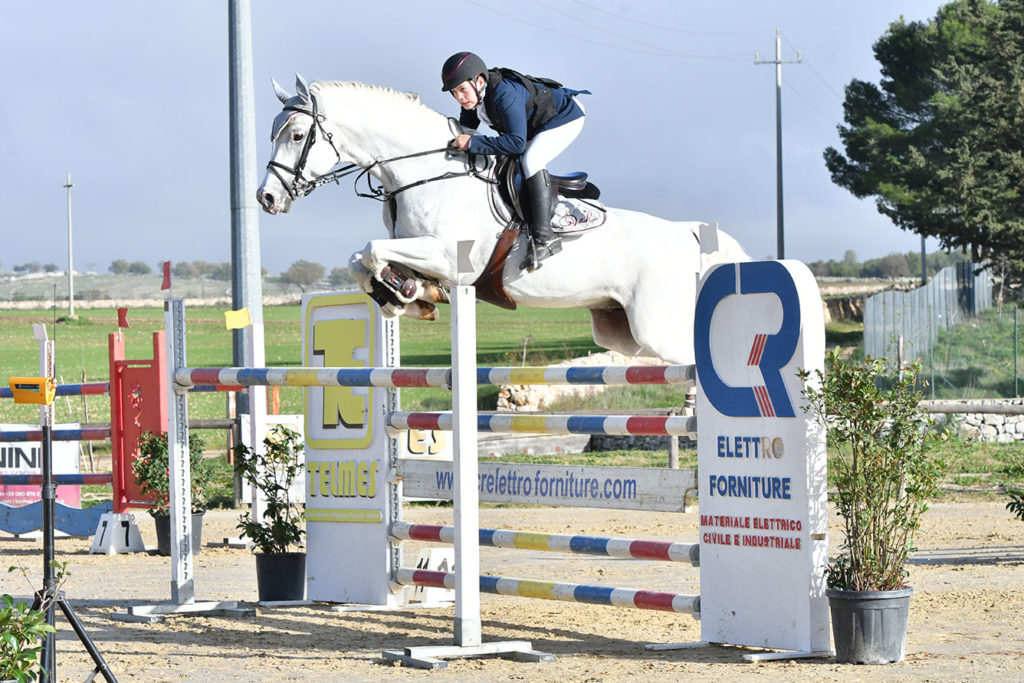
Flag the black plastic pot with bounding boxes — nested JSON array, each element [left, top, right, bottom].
[[827, 587, 913, 664], [153, 512, 205, 556], [255, 552, 306, 602]]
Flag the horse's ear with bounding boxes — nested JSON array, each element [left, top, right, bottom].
[[295, 73, 310, 101], [272, 78, 292, 104]]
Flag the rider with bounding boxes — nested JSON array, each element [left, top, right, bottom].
[[441, 51, 588, 271]]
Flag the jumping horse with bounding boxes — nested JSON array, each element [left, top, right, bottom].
[[257, 76, 749, 364]]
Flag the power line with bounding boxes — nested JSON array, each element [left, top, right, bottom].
[[784, 79, 837, 124], [782, 33, 845, 100], [801, 58, 846, 101], [568, 0, 769, 36], [462, 0, 746, 61], [528, 0, 712, 56]]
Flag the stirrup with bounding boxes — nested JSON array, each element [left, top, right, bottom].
[[520, 237, 561, 272]]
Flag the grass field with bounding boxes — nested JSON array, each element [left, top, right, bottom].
[[4, 300, 1024, 507], [0, 302, 602, 425]]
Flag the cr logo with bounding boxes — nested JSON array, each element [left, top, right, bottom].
[[695, 261, 800, 418]]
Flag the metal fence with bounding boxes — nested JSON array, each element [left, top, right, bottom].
[[863, 263, 993, 364]]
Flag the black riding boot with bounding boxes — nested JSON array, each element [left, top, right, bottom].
[[521, 169, 562, 272]]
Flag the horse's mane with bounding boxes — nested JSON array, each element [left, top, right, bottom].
[[312, 80, 425, 108]]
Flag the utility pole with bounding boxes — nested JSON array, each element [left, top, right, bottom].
[[755, 28, 801, 260], [63, 172, 75, 318], [228, 0, 266, 474], [921, 235, 927, 286]]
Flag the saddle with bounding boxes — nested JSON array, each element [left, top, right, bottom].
[[494, 156, 602, 222], [473, 158, 606, 310], [370, 157, 606, 314]]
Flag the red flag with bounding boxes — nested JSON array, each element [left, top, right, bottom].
[[117, 307, 130, 328], [161, 261, 171, 290]]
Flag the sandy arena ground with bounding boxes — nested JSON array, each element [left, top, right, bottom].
[[1, 499, 1022, 682]]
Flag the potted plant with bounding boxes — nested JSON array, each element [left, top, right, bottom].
[[132, 430, 211, 556], [800, 349, 947, 664], [1, 562, 67, 683], [234, 425, 306, 602]]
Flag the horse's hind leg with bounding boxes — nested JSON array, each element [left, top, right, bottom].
[[589, 307, 643, 356], [621, 281, 698, 365]]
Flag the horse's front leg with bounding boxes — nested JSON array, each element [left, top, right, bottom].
[[349, 235, 457, 318], [360, 235, 458, 284]]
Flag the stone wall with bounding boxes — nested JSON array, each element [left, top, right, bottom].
[[588, 434, 695, 452], [936, 399, 1024, 442]]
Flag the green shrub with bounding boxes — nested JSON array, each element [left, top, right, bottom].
[[801, 350, 948, 591], [131, 431, 210, 516], [1, 562, 68, 682], [234, 426, 305, 554]]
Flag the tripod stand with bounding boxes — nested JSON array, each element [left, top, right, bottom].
[[11, 374, 117, 683]]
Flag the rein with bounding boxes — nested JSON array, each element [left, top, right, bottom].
[[351, 144, 494, 203], [267, 97, 495, 203]]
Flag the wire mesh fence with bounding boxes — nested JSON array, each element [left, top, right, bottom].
[[863, 262, 993, 367]]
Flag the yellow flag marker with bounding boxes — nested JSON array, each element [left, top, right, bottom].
[[224, 307, 252, 330]]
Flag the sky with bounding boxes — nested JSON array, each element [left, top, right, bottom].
[[1, 0, 950, 276]]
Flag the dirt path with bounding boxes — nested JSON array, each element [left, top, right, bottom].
[[2, 499, 1022, 681]]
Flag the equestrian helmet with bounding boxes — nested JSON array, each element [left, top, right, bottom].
[[441, 52, 487, 92]]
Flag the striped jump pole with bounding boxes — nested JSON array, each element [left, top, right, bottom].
[[389, 412, 697, 438], [173, 364, 695, 391], [0, 382, 109, 399], [174, 366, 452, 389], [395, 568, 700, 615], [1, 381, 235, 398], [0, 428, 110, 442], [476, 364, 695, 387], [390, 522, 699, 565], [0, 473, 112, 486]]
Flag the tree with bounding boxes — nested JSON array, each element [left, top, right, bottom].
[[210, 263, 232, 281], [127, 260, 152, 275], [173, 261, 200, 278], [43, 263, 59, 273], [824, 0, 1024, 277], [878, 252, 912, 279], [280, 260, 325, 292], [328, 267, 355, 288], [109, 259, 130, 275]]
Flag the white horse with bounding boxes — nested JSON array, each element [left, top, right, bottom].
[[257, 76, 749, 364]]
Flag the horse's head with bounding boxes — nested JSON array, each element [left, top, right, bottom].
[[257, 75, 343, 214]]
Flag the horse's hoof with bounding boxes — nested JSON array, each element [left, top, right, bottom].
[[379, 265, 416, 300]]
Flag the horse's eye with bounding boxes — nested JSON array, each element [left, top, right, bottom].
[[291, 131, 305, 142]]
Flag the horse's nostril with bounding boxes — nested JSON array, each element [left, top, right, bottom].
[[262, 192, 274, 207]]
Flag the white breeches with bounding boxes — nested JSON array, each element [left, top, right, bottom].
[[521, 100, 585, 179]]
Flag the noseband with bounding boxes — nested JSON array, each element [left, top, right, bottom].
[[266, 96, 493, 203]]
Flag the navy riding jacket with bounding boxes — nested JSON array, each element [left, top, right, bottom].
[[460, 76, 586, 156]]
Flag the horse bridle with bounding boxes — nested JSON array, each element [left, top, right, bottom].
[[265, 94, 344, 200], [266, 94, 494, 203]]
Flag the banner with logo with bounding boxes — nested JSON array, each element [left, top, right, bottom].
[[0, 424, 82, 507], [694, 261, 829, 654], [301, 292, 403, 604]]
